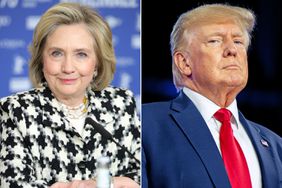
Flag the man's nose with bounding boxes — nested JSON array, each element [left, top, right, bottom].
[[223, 41, 237, 57]]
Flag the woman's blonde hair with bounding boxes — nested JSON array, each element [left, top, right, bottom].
[[170, 4, 256, 90], [29, 2, 116, 91]]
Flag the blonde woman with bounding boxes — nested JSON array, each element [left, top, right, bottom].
[[0, 3, 140, 188]]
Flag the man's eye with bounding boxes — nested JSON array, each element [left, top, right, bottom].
[[234, 40, 244, 45], [208, 39, 220, 43]]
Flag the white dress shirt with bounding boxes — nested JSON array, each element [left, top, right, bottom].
[[183, 87, 262, 188]]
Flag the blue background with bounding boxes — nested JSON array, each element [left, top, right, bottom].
[[0, 0, 140, 111]]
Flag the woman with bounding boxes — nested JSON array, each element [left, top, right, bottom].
[[0, 2, 140, 188]]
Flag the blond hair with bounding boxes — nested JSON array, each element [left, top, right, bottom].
[[29, 2, 116, 91], [170, 4, 256, 89]]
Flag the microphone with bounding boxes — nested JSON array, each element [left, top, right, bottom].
[[85, 117, 140, 165]]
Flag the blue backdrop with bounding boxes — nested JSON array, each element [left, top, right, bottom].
[[0, 0, 140, 111]]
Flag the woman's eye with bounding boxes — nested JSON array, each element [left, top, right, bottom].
[[51, 51, 62, 57], [77, 52, 87, 58]]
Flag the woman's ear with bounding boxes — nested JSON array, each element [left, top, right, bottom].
[[173, 51, 192, 76]]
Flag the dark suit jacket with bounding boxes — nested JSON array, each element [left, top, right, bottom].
[[142, 91, 282, 188]]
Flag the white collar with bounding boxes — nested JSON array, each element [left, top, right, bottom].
[[182, 87, 240, 128]]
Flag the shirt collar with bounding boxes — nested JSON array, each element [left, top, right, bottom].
[[182, 87, 240, 127]]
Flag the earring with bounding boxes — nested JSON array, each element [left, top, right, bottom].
[[93, 70, 98, 78]]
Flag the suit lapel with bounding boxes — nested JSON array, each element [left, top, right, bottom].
[[239, 113, 280, 188], [170, 92, 231, 188], [86, 88, 116, 125]]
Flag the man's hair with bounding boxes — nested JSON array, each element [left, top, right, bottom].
[[170, 4, 256, 90], [29, 2, 116, 91]]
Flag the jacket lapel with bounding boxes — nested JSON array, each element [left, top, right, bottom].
[[38, 86, 73, 133], [84, 88, 117, 138], [239, 113, 280, 188], [170, 92, 231, 188], [86, 88, 116, 125]]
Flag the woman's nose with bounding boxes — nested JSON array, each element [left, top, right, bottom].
[[61, 56, 75, 73]]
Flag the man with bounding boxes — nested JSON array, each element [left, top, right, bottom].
[[142, 4, 282, 188]]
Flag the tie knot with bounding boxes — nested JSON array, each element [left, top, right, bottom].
[[214, 108, 232, 123]]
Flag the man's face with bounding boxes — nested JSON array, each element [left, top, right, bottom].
[[185, 23, 248, 95]]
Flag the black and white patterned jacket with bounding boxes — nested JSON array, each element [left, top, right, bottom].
[[0, 84, 140, 188]]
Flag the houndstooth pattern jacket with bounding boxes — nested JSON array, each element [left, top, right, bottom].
[[0, 84, 140, 188]]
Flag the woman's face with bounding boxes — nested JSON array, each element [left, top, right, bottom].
[[43, 23, 97, 105]]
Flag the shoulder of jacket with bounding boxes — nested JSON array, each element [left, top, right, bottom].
[[90, 86, 135, 100], [0, 88, 41, 109]]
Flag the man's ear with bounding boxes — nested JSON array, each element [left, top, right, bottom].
[[173, 51, 192, 76]]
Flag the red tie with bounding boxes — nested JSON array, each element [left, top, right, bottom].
[[214, 108, 252, 188]]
